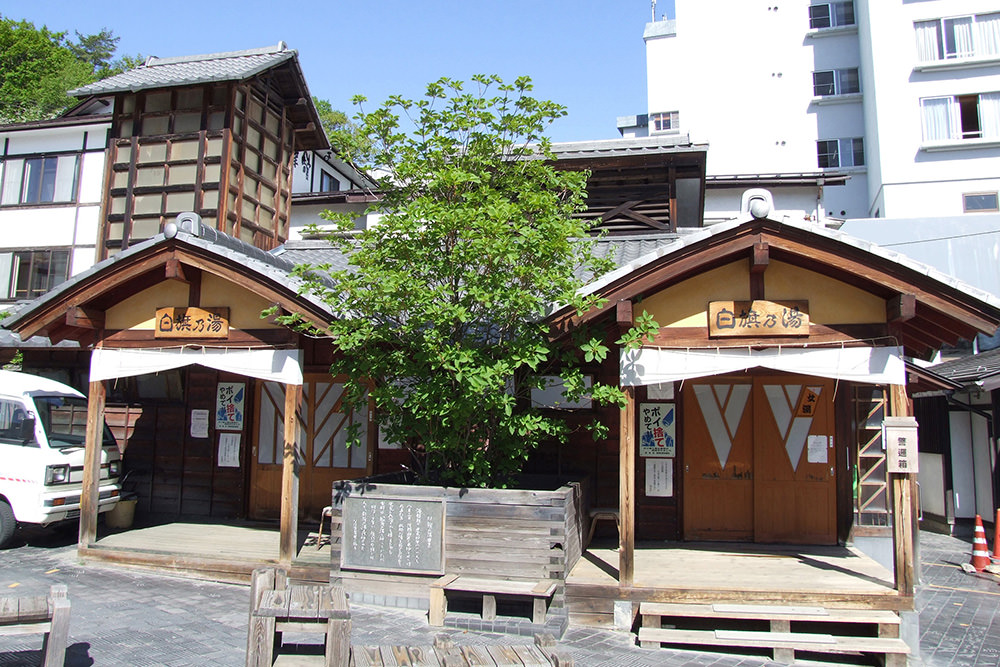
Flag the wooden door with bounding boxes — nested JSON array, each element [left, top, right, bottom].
[[753, 377, 836, 544], [250, 377, 374, 521], [682, 379, 755, 541]]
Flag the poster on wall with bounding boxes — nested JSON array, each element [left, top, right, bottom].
[[645, 458, 673, 497], [639, 402, 675, 457], [190, 409, 209, 438], [216, 382, 245, 431], [217, 432, 241, 467]]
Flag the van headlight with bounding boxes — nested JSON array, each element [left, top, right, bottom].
[[45, 464, 71, 485], [109, 460, 121, 477]]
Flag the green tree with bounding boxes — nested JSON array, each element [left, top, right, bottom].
[[0, 16, 140, 123], [289, 75, 656, 488]]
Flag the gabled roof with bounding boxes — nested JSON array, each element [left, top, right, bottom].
[[547, 214, 1000, 360], [3, 217, 339, 345], [69, 44, 296, 96], [67, 43, 328, 151]]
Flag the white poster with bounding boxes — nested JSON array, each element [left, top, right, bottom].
[[217, 432, 241, 468], [190, 409, 209, 438], [807, 435, 829, 463], [645, 458, 673, 497]]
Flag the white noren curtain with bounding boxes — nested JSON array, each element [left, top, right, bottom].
[[620, 346, 906, 387], [90, 347, 303, 384]]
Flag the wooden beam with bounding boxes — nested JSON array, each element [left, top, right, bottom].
[[79, 379, 106, 548], [751, 241, 769, 274], [616, 300, 633, 329], [887, 294, 916, 323], [888, 380, 916, 598], [619, 385, 636, 589], [165, 257, 188, 283], [65, 307, 104, 330], [279, 383, 302, 564]]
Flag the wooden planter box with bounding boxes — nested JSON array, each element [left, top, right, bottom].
[[327, 480, 585, 611]]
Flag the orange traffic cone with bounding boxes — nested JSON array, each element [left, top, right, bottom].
[[971, 515, 990, 572], [993, 509, 1000, 563]]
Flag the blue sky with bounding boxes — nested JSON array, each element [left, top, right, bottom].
[[6, 1, 675, 143]]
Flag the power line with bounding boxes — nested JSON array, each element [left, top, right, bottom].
[[880, 228, 1000, 248]]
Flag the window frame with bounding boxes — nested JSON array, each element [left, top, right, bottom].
[[920, 93, 1000, 143], [915, 13, 1000, 63], [817, 137, 865, 169], [809, 2, 855, 30], [812, 68, 860, 97], [649, 110, 680, 134], [0, 152, 81, 207], [963, 192, 999, 213], [6, 249, 72, 301]]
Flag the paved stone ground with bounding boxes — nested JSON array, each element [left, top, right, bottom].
[[1, 526, 998, 666]]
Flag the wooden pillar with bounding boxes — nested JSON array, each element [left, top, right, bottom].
[[889, 382, 916, 597], [619, 385, 636, 588], [79, 380, 106, 548], [279, 384, 302, 564]]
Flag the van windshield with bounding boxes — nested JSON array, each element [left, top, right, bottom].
[[33, 396, 116, 449]]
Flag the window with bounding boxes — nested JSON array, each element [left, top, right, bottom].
[[817, 138, 864, 168], [319, 171, 340, 192], [921, 93, 1000, 142], [6, 250, 70, 300], [0, 399, 34, 445], [809, 2, 854, 29], [813, 68, 860, 96], [650, 111, 679, 134], [0, 154, 80, 206], [915, 13, 1000, 63], [964, 192, 999, 212]]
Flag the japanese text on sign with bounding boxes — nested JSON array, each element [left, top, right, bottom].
[[154, 307, 229, 338], [709, 300, 809, 337], [639, 402, 675, 458], [341, 496, 445, 574], [216, 382, 245, 431]]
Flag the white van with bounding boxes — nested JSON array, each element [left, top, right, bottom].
[[0, 370, 121, 547]]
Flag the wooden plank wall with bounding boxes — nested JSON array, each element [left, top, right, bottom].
[[328, 482, 586, 605]]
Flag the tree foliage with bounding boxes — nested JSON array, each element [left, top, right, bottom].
[[0, 16, 140, 123], [290, 75, 656, 488]]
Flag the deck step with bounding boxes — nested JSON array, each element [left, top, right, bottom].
[[638, 627, 911, 655], [640, 601, 901, 625]]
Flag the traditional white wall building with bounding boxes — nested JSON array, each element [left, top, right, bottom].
[[623, 0, 1000, 224]]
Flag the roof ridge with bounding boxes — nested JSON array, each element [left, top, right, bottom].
[[143, 42, 289, 68]]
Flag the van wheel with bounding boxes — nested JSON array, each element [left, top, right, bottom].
[[0, 501, 15, 548]]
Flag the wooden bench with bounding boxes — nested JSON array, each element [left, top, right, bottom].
[[638, 601, 909, 666], [429, 575, 557, 627], [0, 584, 71, 667], [246, 567, 350, 667]]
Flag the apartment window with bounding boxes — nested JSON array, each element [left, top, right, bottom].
[[964, 192, 999, 212], [915, 13, 1000, 63], [921, 93, 1000, 142], [0, 154, 80, 206], [817, 138, 864, 168], [650, 111, 679, 134], [809, 2, 855, 29], [319, 171, 340, 192], [813, 68, 860, 96], [6, 250, 70, 300]]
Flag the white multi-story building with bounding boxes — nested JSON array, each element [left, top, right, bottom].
[[622, 0, 1000, 224]]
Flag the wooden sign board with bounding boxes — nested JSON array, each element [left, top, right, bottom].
[[341, 496, 446, 574], [155, 307, 229, 338], [709, 300, 809, 337]]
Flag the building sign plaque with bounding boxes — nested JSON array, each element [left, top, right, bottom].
[[155, 307, 230, 338], [709, 300, 809, 337], [884, 416, 919, 474]]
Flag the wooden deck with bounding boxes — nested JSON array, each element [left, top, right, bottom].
[[82, 522, 332, 584], [567, 541, 908, 628]]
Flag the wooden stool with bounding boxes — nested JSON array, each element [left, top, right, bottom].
[[585, 508, 620, 547]]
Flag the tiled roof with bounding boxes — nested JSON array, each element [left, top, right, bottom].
[[69, 44, 296, 96], [929, 346, 1000, 383]]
